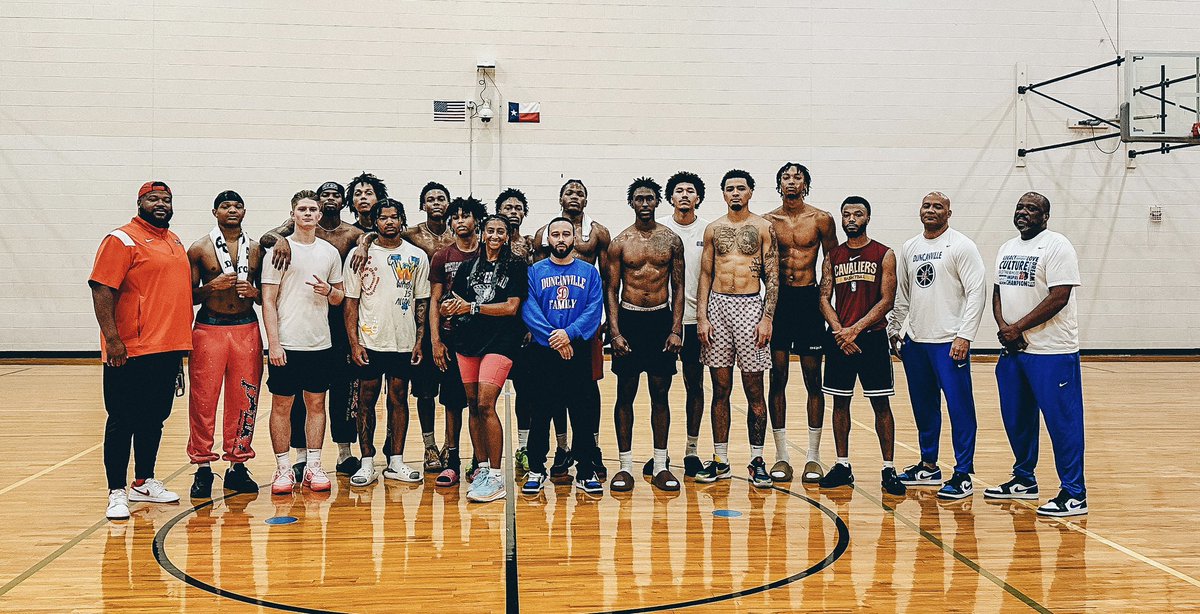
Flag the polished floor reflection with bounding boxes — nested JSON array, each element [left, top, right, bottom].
[[0, 361, 1198, 612]]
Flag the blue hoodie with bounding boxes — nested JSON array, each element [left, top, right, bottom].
[[522, 257, 603, 347]]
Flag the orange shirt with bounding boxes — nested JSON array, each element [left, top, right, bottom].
[[89, 216, 194, 360]]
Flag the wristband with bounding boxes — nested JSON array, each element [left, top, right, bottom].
[[470, 301, 479, 315]]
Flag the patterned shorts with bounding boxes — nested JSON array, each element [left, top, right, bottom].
[[700, 292, 771, 372]]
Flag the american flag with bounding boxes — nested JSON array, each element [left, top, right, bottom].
[[433, 100, 467, 122]]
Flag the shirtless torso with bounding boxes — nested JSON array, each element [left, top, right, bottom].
[[401, 220, 455, 259], [607, 223, 683, 309], [765, 203, 836, 287], [189, 232, 263, 316], [703, 214, 780, 299]]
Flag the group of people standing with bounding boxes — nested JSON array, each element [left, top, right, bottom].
[[89, 164, 1088, 522]]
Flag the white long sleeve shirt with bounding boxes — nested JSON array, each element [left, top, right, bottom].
[[888, 227, 987, 343]]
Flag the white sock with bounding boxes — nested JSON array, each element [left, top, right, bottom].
[[293, 447, 306, 463], [685, 436, 699, 457], [361, 456, 376, 473], [276, 452, 290, 471], [653, 448, 668, 475], [772, 428, 789, 462], [518, 429, 530, 448], [750, 445, 764, 461], [714, 442, 729, 464], [337, 443, 352, 464], [619, 450, 634, 474], [556, 433, 568, 450], [883, 460, 895, 469], [837, 457, 850, 467], [198, 461, 210, 468], [807, 428, 822, 463], [307, 449, 322, 469], [422, 432, 436, 448], [479, 461, 491, 472], [489, 467, 504, 480]]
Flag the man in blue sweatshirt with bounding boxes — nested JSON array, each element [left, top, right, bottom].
[[521, 217, 605, 494]]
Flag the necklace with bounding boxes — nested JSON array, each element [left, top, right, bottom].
[[426, 221, 451, 241]]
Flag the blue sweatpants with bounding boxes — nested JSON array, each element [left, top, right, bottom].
[[900, 338, 977, 474], [995, 351, 1086, 498]]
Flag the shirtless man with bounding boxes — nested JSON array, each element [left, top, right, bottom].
[[605, 177, 685, 493], [695, 169, 779, 489], [261, 178, 367, 479], [400, 181, 458, 473], [533, 179, 612, 479], [186, 190, 264, 498], [763, 163, 837, 484], [348, 173, 380, 233]]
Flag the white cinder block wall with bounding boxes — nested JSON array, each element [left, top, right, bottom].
[[1, 0, 1196, 352]]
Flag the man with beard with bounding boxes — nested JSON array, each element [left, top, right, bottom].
[[186, 190, 264, 498], [533, 179, 611, 480], [90, 181, 192, 519], [605, 177, 685, 493], [428, 196, 483, 487], [817, 196, 906, 496], [495, 188, 569, 474], [694, 170, 779, 489], [521, 218, 605, 495], [401, 181, 458, 473], [261, 179, 366, 479], [987, 192, 1087, 517], [657, 171, 710, 478], [887, 192, 985, 500], [343, 198, 430, 486], [764, 163, 837, 484]]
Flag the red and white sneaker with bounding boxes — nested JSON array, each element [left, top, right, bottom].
[[271, 467, 296, 495], [128, 478, 179, 503], [304, 466, 332, 492]]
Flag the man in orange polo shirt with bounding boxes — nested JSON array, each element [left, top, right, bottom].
[[89, 181, 194, 521]]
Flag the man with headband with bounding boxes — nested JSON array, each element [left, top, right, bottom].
[[185, 190, 265, 498]]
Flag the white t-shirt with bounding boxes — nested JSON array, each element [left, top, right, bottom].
[[888, 227, 987, 343], [658, 214, 710, 325], [994, 230, 1080, 354], [261, 237, 344, 351], [343, 241, 431, 353]]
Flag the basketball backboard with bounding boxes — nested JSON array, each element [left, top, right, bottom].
[[1122, 51, 1200, 143]]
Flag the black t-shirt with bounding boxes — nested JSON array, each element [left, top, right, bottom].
[[448, 254, 529, 357]]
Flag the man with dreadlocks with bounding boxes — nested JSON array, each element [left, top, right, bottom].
[[605, 177, 685, 493]]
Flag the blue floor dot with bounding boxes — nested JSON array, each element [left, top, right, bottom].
[[265, 516, 298, 525], [712, 509, 742, 518]]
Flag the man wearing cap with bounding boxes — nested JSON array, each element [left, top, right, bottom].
[[89, 181, 194, 520], [261, 180, 365, 478], [185, 190, 265, 498]]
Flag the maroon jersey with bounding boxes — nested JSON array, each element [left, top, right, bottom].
[[430, 242, 480, 333], [828, 239, 890, 331]]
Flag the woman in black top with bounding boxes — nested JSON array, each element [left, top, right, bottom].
[[440, 215, 528, 502]]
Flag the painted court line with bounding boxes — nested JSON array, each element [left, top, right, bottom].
[[0, 443, 103, 497]]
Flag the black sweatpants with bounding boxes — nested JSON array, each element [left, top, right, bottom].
[[513, 343, 567, 437], [102, 351, 184, 490], [526, 340, 597, 478]]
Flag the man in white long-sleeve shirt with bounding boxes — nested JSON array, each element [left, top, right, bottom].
[[887, 192, 986, 500]]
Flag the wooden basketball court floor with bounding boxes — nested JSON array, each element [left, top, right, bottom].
[[0, 359, 1198, 613]]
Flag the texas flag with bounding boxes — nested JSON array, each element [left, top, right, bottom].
[[508, 102, 540, 123]]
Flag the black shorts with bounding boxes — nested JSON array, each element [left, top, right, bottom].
[[771, 285, 827, 356], [680, 323, 701, 366], [358, 349, 413, 381], [410, 334, 468, 410], [611, 306, 678, 378], [821, 329, 894, 398], [268, 348, 334, 396]]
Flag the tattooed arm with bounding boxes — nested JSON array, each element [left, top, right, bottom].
[[604, 236, 629, 356], [411, 297, 429, 365], [666, 232, 685, 352], [696, 224, 716, 348], [755, 222, 779, 348]]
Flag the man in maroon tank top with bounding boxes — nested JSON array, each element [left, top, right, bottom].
[[817, 196, 907, 496]]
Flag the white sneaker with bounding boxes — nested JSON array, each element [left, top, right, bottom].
[[106, 489, 130, 520], [351, 460, 378, 487], [127, 478, 179, 503], [382, 460, 422, 483]]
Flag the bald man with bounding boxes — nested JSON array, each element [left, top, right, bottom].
[[887, 192, 986, 500]]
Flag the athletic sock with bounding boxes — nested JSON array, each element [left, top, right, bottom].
[[714, 442, 729, 464], [556, 433, 568, 450], [306, 449, 322, 469], [837, 457, 850, 467], [276, 453, 290, 471], [807, 428, 822, 463], [479, 461, 491, 473], [618, 451, 634, 474], [489, 467, 504, 480], [772, 429, 789, 462], [198, 462, 210, 469], [883, 460, 895, 470], [361, 456, 376, 473], [293, 447, 306, 464], [518, 429, 530, 449], [685, 435, 699, 457], [422, 432, 436, 448], [337, 443, 352, 464], [653, 448, 668, 475], [750, 445, 764, 461]]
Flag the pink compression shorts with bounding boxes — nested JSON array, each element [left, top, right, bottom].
[[456, 353, 513, 388]]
